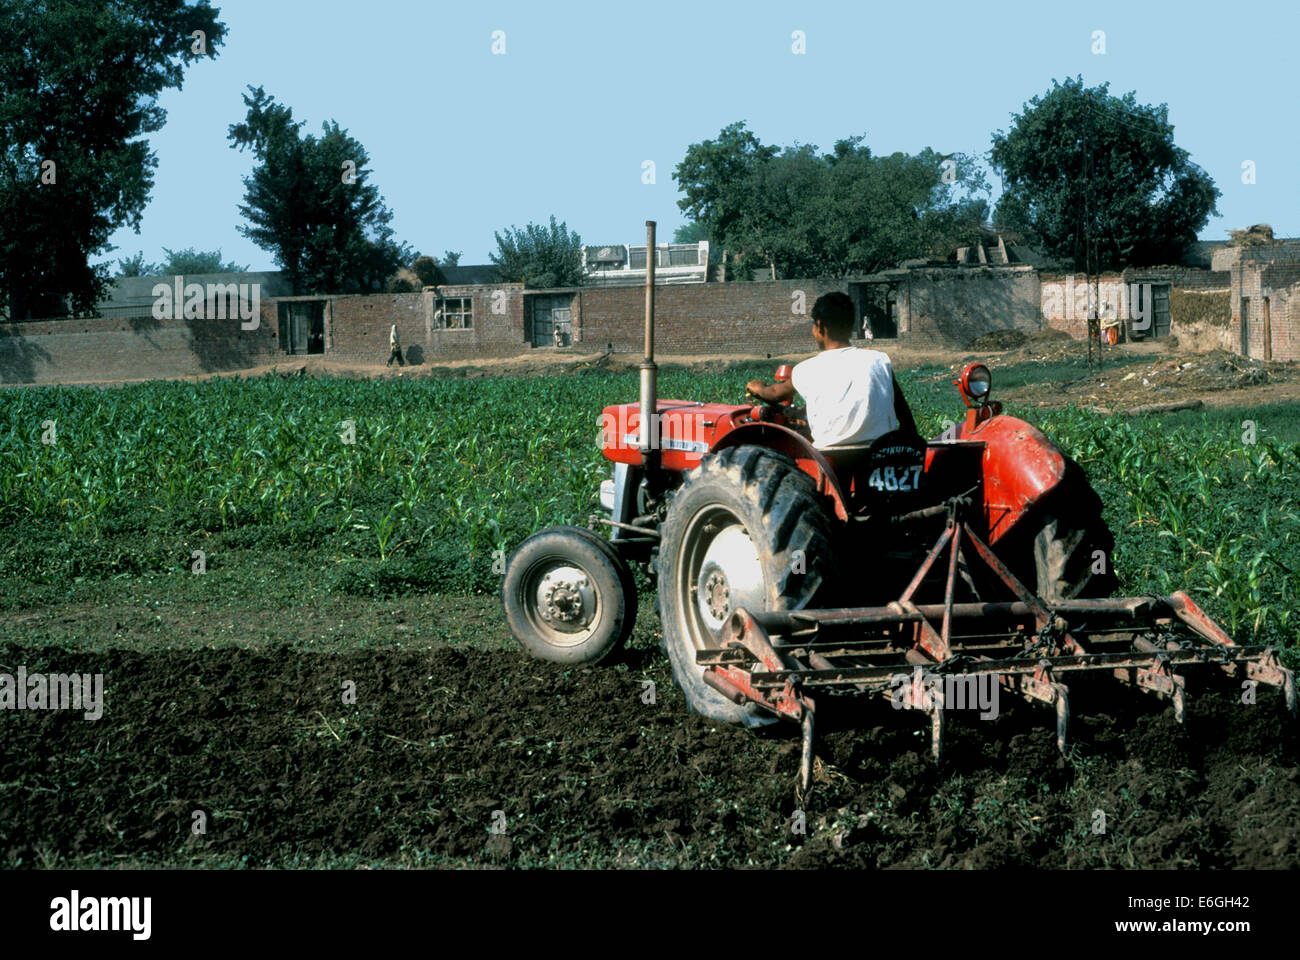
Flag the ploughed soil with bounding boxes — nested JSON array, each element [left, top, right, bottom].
[[3, 636, 1296, 869]]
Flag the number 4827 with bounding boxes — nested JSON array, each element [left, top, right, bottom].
[[867, 465, 923, 492]]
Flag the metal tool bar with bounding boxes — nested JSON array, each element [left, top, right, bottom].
[[752, 597, 1163, 634]]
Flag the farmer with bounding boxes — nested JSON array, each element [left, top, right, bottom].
[[746, 291, 916, 450], [387, 324, 404, 366]]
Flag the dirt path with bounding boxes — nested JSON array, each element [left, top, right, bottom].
[[7, 343, 987, 388]]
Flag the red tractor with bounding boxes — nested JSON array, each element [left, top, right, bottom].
[[502, 224, 1294, 789]]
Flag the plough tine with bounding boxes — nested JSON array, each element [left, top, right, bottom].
[[800, 708, 816, 794], [1012, 660, 1071, 752], [1053, 682, 1070, 753], [931, 685, 945, 760], [1126, 646, 1190, 721], [1246, 649, 1298, 718]]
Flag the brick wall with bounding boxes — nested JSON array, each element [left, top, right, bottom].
[[0, 314, 279, 385], [314, 284, 527, 363], [573, 279, 843, 355]]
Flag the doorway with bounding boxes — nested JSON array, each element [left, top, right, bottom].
[[531, 294, 573, 346], [279, 301, 325, 355], [849, 283, 898, 340], [1151, 284, 1170, 339], [1241, 297, 1251, 356]]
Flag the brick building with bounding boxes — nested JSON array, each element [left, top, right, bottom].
[[1039, 265, 1231, 344], [1212, 243, 1300, 362]]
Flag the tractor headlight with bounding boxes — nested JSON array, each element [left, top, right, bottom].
[[957, 363, 992, 404]]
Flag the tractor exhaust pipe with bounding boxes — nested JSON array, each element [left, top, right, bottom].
[[639, 220, 658, 454]]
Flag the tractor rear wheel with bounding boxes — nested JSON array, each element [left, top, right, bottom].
[[1030, 456, 1119, 602], [502, 525, 637, 664], [657, 446, 838, 726]]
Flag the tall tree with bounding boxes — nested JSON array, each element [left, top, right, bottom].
[[228, 87, 409, 294], [0, 0, 226, 319], [990, 77, 1219, 271], [490, 216, 583, 288]]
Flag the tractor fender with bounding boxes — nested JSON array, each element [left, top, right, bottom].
[[711, 423, 850, 522], [960, 414, 1066, 542]]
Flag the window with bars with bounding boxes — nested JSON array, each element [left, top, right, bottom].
[[436, 297, 473, 329]]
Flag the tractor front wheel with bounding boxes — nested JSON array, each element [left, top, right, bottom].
[[502, 526, 637, 664], [657, 446, 837, 726]]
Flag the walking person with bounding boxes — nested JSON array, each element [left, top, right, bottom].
[[387, 324, 404, 366]]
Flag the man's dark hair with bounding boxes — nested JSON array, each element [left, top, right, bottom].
[[811, 291, 855, 338]]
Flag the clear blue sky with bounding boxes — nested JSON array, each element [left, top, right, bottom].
[[100, 0, 1300, 271]]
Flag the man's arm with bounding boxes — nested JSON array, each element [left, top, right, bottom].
[[892, 374, 918, 437], [745, 378, 796, 403]]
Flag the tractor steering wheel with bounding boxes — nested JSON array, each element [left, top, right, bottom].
[[743, 390, 786, 422]]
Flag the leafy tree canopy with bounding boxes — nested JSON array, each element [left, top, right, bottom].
[[0, 0, 226, 319], [117, 247, 247, 277], [675, 123, 988, 278], [672, 221, 709, 244], [990, 77, 1219, 271], [409, 250, 463, 287], [490, 216, 583, 288]]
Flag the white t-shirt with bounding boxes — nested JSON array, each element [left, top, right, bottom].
[[791, 347, 898, 450]]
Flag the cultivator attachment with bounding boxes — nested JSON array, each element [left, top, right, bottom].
[[698, 497, 1297, 793]]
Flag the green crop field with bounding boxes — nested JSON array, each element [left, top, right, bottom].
[[2, 364, 1297, 652]]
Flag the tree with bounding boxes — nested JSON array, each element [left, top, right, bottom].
[[672, 221, 709, 244], [411, 255, 443, 287], [157, 247, 248, 274], [674, 122, 778, 255], [0, 0, 226, 319], [409, 250, 463, 287], [228, 87, 410, 294], [117, 252, 160, 278], [990, 77, 1219, 271], [490, 216, 583, 288], [675, 125, 988, 278]]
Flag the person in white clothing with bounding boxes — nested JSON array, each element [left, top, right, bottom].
[[387, 324, 404, 367], [746, 292, 915, 450]]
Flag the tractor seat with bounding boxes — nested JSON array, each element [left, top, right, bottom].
[[822, 429, 928, 516]]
